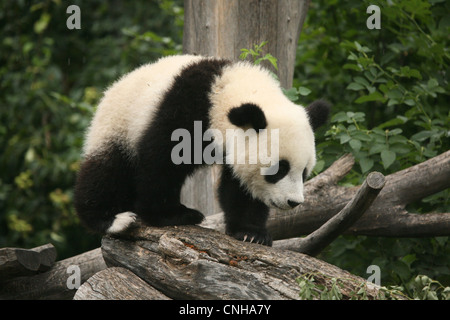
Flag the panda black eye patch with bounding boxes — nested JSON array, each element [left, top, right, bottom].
[[228, 103, 267, 130], [264, 160, 290, 184]]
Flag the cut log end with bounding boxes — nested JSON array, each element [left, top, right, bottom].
[[366, 171, 385, 190]]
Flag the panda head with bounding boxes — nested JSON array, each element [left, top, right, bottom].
[[225, 99, 330, 210], [209, 61, 330, 210]]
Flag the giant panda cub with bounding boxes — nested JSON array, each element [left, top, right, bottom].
[[74, 55, 329, 246]]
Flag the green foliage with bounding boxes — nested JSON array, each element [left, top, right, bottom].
[[297, 273, 450, 300], [239, 41, 278, 71], [295, 0, 450, 292], [0, 0, 183, 258]]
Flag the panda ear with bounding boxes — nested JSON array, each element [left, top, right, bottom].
[[306, 100, 331, 131], [228, 103, 267, 130]]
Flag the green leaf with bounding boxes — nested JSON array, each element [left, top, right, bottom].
[[352, 131, 372, 141], [378, 116, 408, 129], [34, 13, 51, 34], [298, 86, 311, 96], [282, 88, 299, 102], [347, 82, 365, 91], [355, 91, 385, 104], [339, 133, 351, 144], [349, 139, 362, 152], [427, 78, 439, 89], [369, 143, 388, 155], [387, 88, 403, 100], [411, 130, 433, 141], [354, 76, 370, 88], [331, 111, 348, 123], [359, 157, 374, 173], [343, 63, 362, 71], [381, 149, 396, 169]]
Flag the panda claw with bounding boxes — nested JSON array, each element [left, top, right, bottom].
[[243, 235, 248, 242]]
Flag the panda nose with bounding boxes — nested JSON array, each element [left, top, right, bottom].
[[287, 200, 301, 208]]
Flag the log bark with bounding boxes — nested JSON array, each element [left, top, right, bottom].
[[74, 267, 171, 300], [202, 151, 450, 239], [0, 243, 56, 281], [101, 225, 394, 300], [0, 248, 107, 300]]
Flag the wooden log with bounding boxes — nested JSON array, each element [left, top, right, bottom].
[[0, 243, 56, 281], [101, 225, 397, 300], [74, 267, 171, 300], [33, 244, 57, 272], [0, 248, 107, 300]]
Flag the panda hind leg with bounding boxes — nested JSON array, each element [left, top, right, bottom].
[[134, 181, 205, 227], [137, 201, 204, 227]]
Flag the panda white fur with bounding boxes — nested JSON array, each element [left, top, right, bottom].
[[74, 54, 329, 246]]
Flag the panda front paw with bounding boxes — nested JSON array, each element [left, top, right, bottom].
[[227, 229, 273, 246]]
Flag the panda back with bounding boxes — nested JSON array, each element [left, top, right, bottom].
[[83, 55, 203, 157]]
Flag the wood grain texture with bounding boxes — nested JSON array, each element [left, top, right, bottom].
[[74, 267, 171, 300]]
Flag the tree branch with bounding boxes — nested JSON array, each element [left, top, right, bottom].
[[277, 172, 385, 255]]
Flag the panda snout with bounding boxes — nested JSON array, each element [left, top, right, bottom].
[[287, 200, 301, 208]]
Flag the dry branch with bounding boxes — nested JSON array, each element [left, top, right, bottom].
[[278, 172, 385, 255]]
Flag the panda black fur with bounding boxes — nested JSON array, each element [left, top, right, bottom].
[[74, 55, 329, 246]]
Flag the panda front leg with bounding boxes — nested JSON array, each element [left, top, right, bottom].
[[218, 165, 272, 246]]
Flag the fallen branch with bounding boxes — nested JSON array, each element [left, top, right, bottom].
[[276, 172, 385, 255]]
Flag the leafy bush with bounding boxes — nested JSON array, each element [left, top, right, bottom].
[[294, 0, 449, 288]]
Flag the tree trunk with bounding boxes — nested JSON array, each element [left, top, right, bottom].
[[183, 0, 309, 88], [181, 0, 310, 217]]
